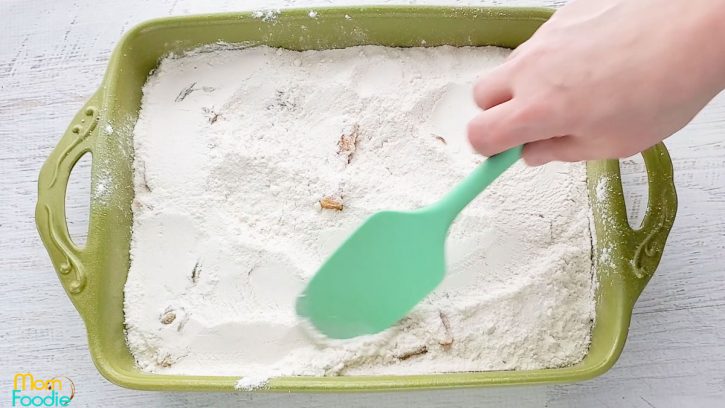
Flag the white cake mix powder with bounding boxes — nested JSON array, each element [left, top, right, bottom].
[[124, 45, 596, 389]]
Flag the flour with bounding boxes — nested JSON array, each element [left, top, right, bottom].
[[596, 176, 611, 202], [124, 45, 596, 389], [251, 9, 280, 22]]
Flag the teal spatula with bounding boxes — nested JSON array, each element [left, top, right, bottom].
[[296, 146, 522, 339]]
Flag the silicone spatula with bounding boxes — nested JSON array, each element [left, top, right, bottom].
[[296, 146, 522, 339]]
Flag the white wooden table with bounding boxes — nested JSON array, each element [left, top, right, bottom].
[[1, 0, 723, 406]]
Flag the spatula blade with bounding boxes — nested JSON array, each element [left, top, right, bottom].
[[296, 210, 447, 339]]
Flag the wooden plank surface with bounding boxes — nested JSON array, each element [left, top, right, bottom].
[[1, 0, 723, 407]]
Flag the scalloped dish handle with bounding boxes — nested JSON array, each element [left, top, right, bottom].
[[590, 143, 678, 301], [626, 146, 678, 279], [35, 93, 102, 310]]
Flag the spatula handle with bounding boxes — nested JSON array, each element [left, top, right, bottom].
[[432, 146, 522, 226]]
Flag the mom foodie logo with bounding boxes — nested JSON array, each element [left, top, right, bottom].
[[11, 373, 75, 407]]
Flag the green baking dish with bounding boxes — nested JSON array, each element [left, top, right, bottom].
[[35, 6, 677, 392]]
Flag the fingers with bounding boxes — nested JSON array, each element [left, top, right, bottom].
[[473, 66, 513, 110], [522, 136, 589, 166], [468, 100, 559, 157]]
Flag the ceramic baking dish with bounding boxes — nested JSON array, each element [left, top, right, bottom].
[[35, 6, 677, 392]]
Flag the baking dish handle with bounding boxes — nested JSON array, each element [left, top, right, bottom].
[[36, 93, 102, 302], [607, 143, 677, 300]]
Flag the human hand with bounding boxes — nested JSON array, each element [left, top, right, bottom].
[[468, 0, 725, 165]]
